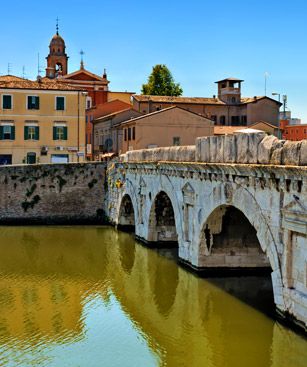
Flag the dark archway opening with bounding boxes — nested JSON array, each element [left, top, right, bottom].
[[200, 206, 271, 271], [118, 195, 135, 233], [148, 191, 178, 246]]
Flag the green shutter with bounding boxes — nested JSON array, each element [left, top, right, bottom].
[[35, 97, 39, 109], [11, 126, 15, 140], [56, 97, 65, 110], [3, 95, 11, 109], [63, 127, 68, 140], [35, 127, 39, 140], [0, 127, 3, 140], [53, 126, 57, 140], [24, 126, 29, 140]]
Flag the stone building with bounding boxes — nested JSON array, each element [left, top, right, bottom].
[[0, 75, 87, 164], [120, 106, 213, 153], [132, 78, 282, 127]]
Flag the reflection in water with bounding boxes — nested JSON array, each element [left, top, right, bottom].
[[0, 226, 305, 367]]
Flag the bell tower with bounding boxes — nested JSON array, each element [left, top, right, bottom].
[[46, 20, 69, 79]]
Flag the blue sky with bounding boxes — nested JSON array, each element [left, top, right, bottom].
[[1, 0, 307, 121]]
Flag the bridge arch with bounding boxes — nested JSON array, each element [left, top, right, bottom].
[[147, 190, 179, 244], [117, 193, 136, 232], [197, 188, 285, 309]]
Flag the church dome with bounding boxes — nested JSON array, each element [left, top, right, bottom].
[[50, 33, 65, 46]]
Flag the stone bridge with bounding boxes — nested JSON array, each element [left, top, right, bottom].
[[107, 132, 307, 331]]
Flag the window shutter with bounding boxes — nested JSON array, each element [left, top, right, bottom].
[[53, 126, 57, 140], [35, 127, 39, 140], [0, 127, 3, 140], [11, 126, 15, 140], [27, 96, 31, 109], [35, 97, 39, 109], [63, 127, 68, 140], [56, 97, 64, 110], [24, 126, 29, 140]]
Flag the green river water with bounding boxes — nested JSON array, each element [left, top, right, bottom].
[[0, 226, 306, 367]]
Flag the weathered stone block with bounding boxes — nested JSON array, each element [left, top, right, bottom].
[[215, 135, 225, 163], [224, 134, 237, 163], [258, 135, 279, 164], [281, 141, 301, 165], [270, 141, 285, 165], [209, 136, 218, 163], [299, 140, 307, 166], [236, 133, 249, 163], [248, 132, 266, 164], [195, 136, 210, 162]]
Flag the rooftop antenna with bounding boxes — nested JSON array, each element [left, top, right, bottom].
[[80, 49, 85, 69], [264, 72, 269, 96], [37, 53, 43, 76], [7, 63, 12, 75], [56, 16, 59, 35], [22, 66, 26, 79]]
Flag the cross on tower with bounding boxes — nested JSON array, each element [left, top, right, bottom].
[[80, 49, 85, 69], [56, 17, 59, 35]]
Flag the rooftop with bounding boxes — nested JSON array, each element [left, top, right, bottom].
[[215, 77, 244, 83], [133, 94, 280, 105], [0, 75, 85, 91]]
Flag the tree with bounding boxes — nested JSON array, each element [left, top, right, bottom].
[[141, 64, 183, 96]]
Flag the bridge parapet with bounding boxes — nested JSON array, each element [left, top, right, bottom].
[[120, 132, 306, 166]]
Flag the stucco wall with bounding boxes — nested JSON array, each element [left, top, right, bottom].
[[0, 162, 107, 224]]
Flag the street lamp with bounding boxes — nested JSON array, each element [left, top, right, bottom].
[[272, 92, 281, 139]]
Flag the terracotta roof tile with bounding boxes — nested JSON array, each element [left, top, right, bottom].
[[0, 75, 85, 91], [133, 95, 226, 105], [214, 126, 248, 135]]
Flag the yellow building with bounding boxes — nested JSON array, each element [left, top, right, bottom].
[[0, 75, 87, 164]]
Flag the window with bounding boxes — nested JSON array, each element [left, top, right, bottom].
[[124, 129, 127, 141], [173, 137, 180, 146], [24, 126, 39, 140], [2, 95, 12, 109], [86, 97, 92, 109], [0, 125, 15, 140], [56, 96, 65, 111], [231, 116, 240, 125], [220, 116, 226, 125], [27, 96, 39, 110], [128, 127, 131, 141], [53, 126, 67, 140], [231, 97, 236, 103], [132, 127, 135, 140], [27, 152, 36, 164], [211, 115, 217, 123]]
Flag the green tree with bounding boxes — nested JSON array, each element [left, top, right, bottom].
[[141, 64, 183, 96]]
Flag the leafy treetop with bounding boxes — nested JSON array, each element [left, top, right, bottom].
[[141, 64, 183, 96]]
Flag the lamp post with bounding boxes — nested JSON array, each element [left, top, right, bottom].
[[272, 92, 281, 139]]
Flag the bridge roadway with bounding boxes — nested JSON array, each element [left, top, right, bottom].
[[108, 132, 307, 331]]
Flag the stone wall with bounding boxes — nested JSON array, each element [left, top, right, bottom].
[[0, 162, 107, 224], [120, 132, 306, 166], [196, 133, 306, 165]]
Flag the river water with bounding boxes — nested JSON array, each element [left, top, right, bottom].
[[0, 226, 306, 367]]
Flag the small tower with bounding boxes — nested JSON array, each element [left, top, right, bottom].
[[45, 20, 69, 79], [215, 78, 244, 104]]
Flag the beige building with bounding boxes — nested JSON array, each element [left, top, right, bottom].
[[132, 78, 282, 126], [121, 106, 213, 153], [93, 108, 142, 158], [0, 75, 86, 164]]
